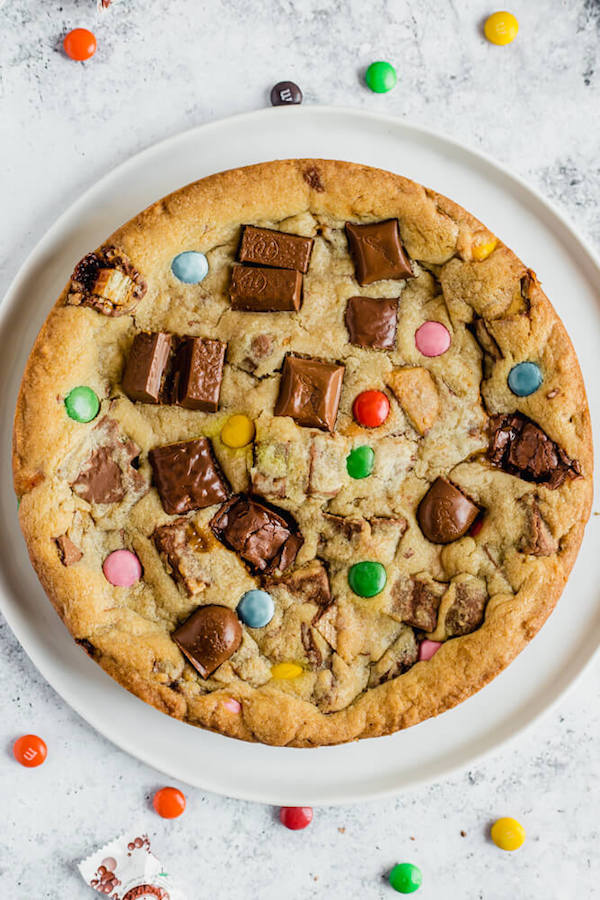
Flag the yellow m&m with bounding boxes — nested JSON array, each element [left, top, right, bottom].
[[484, 11, 519, 46], [220, 414, 255, 448], [472, 237, 498, 261], [271, 662, 303, 680], [490, 817, 526, 851]]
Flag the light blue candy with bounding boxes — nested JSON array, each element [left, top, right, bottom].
[[170, 251, 209, 284], [236, 589, 274, 628], [508, 361, 543, 397]]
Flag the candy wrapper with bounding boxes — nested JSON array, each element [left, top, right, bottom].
[[79, 832, 186, 899]]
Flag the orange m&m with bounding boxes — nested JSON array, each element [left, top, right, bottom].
[[63, 28, 97, 61], [153, 786, 186, 818], [13, 734, 47, 768], [353, 390, 390, 428]]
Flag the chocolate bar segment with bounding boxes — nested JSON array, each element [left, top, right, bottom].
[[345, 220, 414, 285], [488, 412, 581, 489], [345, 296, 398, 349], [230, 265, 302, 312], [149, 437, 229, 515], [122, 332, 172, 403], [173, 604, 242, 678], [274, 354, 345, 432], [239, 225, 313, 273], [171, 337, 226, 411], [210, 494, 303, 574]]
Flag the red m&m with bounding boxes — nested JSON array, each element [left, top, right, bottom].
[[353, 390, 390, 428], [13, 734, 47, 768], [153, 786, 186, 818], [63, 28, 97, 61], [279, 806, 313, 830]]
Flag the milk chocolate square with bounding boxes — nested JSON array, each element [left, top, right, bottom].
[[230, 265, 303, 312], [210, 494, 303, 574], [122, 332, 172, 403], [345, 219, 414, 285], [274, 355, 345, 432], [172, 337, 226, 412], [149, 437, 229, 515], [239, 225, 313, 273], [345, 296, 398, 349]]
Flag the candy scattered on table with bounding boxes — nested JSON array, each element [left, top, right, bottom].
[[491, 816, 526, 851], [279, 806, 313, 830], [508, 361, 543, 397], [63, 28, 97, 61], [271, 662, 303, 679], [418, 640, 441, 662], [152, 786, 186, 819], [64, 385, 100, 422], [237, 589, 275, 628], [484, 11, 519, 46], [170, 250, 209, 284], [353, 390, 390, 428], [270, 81, 303, 106], [102, 549, 142, 587], [13, 734, 47, 768], [346, 445, 375, 479], [415, 321, 451, 357], [221, 413, 255, 448], [348, 561, 387, 598], [389, 862, 422, 894], [365, 60, 397, 93]]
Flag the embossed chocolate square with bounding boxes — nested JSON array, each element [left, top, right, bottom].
[[345, 219, 414, 285], [275, 354, 345, 432], [149, 437, 229, 515], [210, 494, 303, 574], [230, 264, 302, 312], [172, 337, 226, 411], [345, 296, 398, 349], [239, 225, 313, 273], [122, 331, 172, 403]]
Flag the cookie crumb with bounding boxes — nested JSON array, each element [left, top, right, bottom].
[[460, 830, 467, 837]]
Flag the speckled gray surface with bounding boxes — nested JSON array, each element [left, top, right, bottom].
[[1, 1, 599, 897]]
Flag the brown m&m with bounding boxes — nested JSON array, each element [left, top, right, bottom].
[[417, 477, 479, 544], [345, 296, 398, 349], [275, 354, 345, 432], [239, 225, 313, 273], [230, 265, 303, 312], [210, 494, 303, 574], [149, 437, 229, 515], [173, 604, 242, 678], [345, 220, 413, 285]]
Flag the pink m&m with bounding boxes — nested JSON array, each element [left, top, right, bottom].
[[223, 698, 241, 714], [102, 549, 142, 587], [419, 639, 442, 661], [415, 321, 451, 357]]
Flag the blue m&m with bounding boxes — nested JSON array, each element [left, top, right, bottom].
[[171, 251, 209, 284], [508, 361, 542, 397], [237, 589, 274, 628]]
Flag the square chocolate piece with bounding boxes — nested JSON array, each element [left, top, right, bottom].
[[239, 225, 314, 273], [122, 331, 172, 403], [172, 337, 226, 412], [149, 437, 229, 515], [274, 355, 345, 432], [210, 494, 303, 574], [345, 219, 414, 285], [230, 265, 302, 312], [345, 296, 398, 349]]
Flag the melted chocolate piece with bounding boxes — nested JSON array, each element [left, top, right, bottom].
[[210, 494, 303, 574], [267, 560, 331, 607], [239, 225, 313, 273], [344, 296, 398, 349], [153, 517, 214, 595], [445, 580, 487, 637], [391, 577, 444, 632], [488, 412, 581, 489], [345, 219, 414, 285], [71, 420, 146, 506], [171, 337, 226, 412], [417, 477, 479, 544], [274, 354, 345, 432], [55, 534, 83, 567], [230, 265, 303, 312], [122, 332, 172, 403], [173, 604, 242, 678], [302, 166, 325, 192], [149, 438, 229, 515], [67, 246, 146, 316]]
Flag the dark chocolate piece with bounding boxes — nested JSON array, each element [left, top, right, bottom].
[[122, 332, 172, 403], [230, 265, 302, 312], [270, 81, 303, 106], [71, 418, 146, 506], [417, 477, 479, 544], [239, 225, 313, 273], [344, 296, 398, 349], [67, 246, 146, 316], [274, 354, 345, 432], [345, 219, 414, 285], [55, 534, 83, 567], [210, 494, 303, 574], [488, 412, 581, 489], [173, 605, 242, 678], [171, 337, 226, 411], [149, 437, 229, 515]]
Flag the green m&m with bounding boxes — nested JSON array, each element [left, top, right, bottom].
[[346, 445, 375, 479], [64, 386, 100, 423], [348, 561, 387, 598], [389, 862, 422, 894], [365, 60, 397, 93]]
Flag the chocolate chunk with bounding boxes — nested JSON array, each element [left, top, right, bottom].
[[267, 560, 331, 608], [368, 629, 418, 686], [391, 577, 444, 632], [149, 437, 229, 515], [239, 225, 313, 273], [171, 337, 226, 411], [270, 81, 303, 106], [274, 354, 345, 432], [172, 604, 242, 678], [301, 623, 325, 669], [519, 498, 558, 557], [71, 419, 146, 506], [345, 296, 398, 349], [417, 477, 479, 544], [153, 517, 214, 595], [67, 246, 146, 316], [445, 579, 487, 637], [210, 494, 303, 574], [302, 166, 325, 192], [55, 534, 83, 567], [345, 220, 414, 285], [488, 412, 581, 489], [122, 332, 172, 403], [230, 265, 303, 312]]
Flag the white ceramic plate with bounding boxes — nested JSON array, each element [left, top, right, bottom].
[[1, 107, 599, 806]]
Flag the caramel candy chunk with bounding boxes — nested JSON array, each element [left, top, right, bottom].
[[488, 412, 581, 489], [67, 246, 146, 316], [210, 494, 303, 574], [71, 418, 146, 505], [417, 477, 479, 544], [445, 579, 488, 637], [230, 265, 303, 312], [122, 332, 172, 403], [239, 225, 314, 273], [386, 366, 440, 435], [55, 534, 83, 567], [344, 296, 398, 349], [274, 354, 345, 432], [153, 517, 213, 595], [171, 337, 226, 411], [519, 498, 558, 557], [266, 559, 332, 609], [149, 438, 229, 515], [172, 605, 242, 678], [345, 220, 414, 285], [390, 577, 446, 632]]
